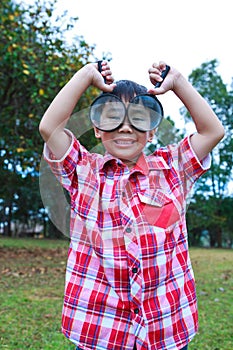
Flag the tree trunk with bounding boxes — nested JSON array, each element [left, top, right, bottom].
[[216, 227, 222, 248], [6, 203, 12, 237]]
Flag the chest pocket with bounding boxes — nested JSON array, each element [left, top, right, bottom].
[[138, 189, 181, 229]]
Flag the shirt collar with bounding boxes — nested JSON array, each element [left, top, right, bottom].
[[100, 151, 170, 175], [100, 154, 125, 175]]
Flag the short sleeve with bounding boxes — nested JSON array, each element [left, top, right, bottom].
[[43, 129, 81, 192], [179, 135, 211, 182]]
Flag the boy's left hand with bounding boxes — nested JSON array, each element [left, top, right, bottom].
[[147, 61, 177, 95]]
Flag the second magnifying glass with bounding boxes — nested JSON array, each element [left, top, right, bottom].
[[89, 93, 164, 132]]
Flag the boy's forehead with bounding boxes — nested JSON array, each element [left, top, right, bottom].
[[120, 93, 137, 105]]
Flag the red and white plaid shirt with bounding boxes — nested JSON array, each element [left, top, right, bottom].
[[44, 130, 210, 350]]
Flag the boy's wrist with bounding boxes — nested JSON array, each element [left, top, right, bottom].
[[172, 73, 192, 98], [79, 63, 96, 86], [172, 72, 185, 92]]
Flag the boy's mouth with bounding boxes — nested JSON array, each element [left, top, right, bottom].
[[114, 138, 135, 145]]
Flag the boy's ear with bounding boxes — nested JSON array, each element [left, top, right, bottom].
[[94, 127, 102, 139], [148, 129, 156, 143]]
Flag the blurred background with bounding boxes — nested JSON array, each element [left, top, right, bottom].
[[0, 2, 233, 349], [1, 0, 232, 247]]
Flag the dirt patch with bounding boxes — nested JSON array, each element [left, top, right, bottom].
[[0, 246, 68, 279]]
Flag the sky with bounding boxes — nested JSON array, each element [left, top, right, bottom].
[[21, 0, 233, 220], [20, 0, 233, 127], [51, 0, 233, 128]]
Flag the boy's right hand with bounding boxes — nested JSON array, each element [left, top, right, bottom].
[[89, 60, 116, 92], [39, 60, 116, 160]]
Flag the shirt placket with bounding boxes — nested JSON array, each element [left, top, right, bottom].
[[119, 175, 143, 317]]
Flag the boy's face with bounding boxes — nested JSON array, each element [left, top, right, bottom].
[[94, 100, 155, 168]]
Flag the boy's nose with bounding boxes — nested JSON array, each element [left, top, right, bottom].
[[118, 116, 133, 132]]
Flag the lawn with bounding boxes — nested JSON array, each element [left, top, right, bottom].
[[0, 237, 232, 349]]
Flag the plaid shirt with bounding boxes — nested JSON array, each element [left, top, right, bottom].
[[44, 130, 210, 350]]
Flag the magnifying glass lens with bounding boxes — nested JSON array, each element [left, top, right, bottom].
[[90, 95, 125, 131], [129, 94, 164, 131], [90, 93, 164, 132], [128, 104, 151, 131]]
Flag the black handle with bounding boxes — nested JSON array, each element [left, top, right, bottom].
[[97, 60, 107, 83], [154, 65, 170, 88]]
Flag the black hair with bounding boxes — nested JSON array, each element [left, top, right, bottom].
[[110, 80, 147, 101]]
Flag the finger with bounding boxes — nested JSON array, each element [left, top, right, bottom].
[[154, 65, 170, 88], [105, 76, 115, 84], [101, 60, 108, 68], [148, 72, 163, 85], [150, 61, 167, 74], [158, 60, 167, 68], [152, 62, 158, 69], [148, 65, 160, 74], [102, 68, 115, 85], [102, 68, 112, 76], [98, 60, 112, 73], [97, 60, 113, 84]]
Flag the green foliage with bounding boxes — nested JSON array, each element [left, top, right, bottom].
[[187, 195, 233, 247], [182, 59, 233, 194], [146, 115, 184, 154], [1, 0, 96, 171], [183, 60, 233, 247], [0, 0, 103, 236]]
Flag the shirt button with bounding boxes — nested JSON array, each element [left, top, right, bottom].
[[125, 227, 131, 233], [122, 191, 126, 197], [132, 267, 138, 273], [134, 308, 139, 314]]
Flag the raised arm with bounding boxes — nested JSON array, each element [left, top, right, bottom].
[[39, 61, 115, 159], [148, 62, 225, 161]]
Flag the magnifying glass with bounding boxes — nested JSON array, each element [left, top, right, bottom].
[[89, 93, 164, 132], [91, 61, 170, 132]]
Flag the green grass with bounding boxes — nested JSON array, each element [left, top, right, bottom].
[[0, 237, 73, 350], [188, 248, 233, 349], [0, 237, 232, 349]]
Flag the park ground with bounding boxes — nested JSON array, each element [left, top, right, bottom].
[[0, 237, 232, 350]]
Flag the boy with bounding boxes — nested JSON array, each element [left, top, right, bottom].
[[39, 61, 224, 350]]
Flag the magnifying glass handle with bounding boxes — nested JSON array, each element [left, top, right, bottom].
[[154, 65, 170, 88], [97, 60, 107, 83]]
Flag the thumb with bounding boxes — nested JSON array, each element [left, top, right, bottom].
[[147, 87, 164, 95], [101, 82, 117, 93]]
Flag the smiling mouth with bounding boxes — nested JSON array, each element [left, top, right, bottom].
[[114, 139, 135, 145]]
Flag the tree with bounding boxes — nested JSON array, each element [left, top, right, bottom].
[[184, 60, 233, 247], [0, 0, 103, 236]]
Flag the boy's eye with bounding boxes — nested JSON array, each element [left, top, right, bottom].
[[132, 115, 144, 122], [131, 112, 150, 123], [108, 115, 121, 120], [104, 109, 123, 121]]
